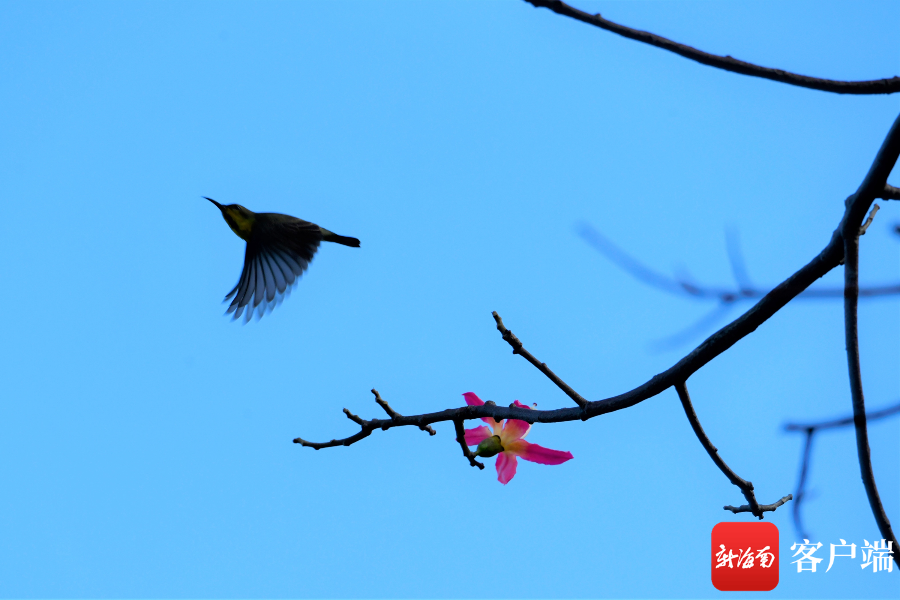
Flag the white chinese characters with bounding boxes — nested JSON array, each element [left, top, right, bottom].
[[791, 540, 823, 572], [860, 540, 894, 573], [791, 538, 893, 574]]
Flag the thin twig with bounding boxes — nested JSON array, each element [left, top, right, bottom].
[[294, 408, 375, 449], [881, 184, 900, 200], [373, 389, 436, 435], [492, 311, 589, 410], [859, 204, 880, 235], [840, 112, 900, 568], [453, 419, 484, 469], [522, 0, 900, 95], [675, 381, 789, 519], [725, 495, 793, 515], [343, 408, 366, 427]]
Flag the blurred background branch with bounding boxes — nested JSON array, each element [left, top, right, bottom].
[[577, 221, 900, 349], [784, 402, 900, 539]]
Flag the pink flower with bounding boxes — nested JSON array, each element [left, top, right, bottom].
[[460, 392, 573, 484]]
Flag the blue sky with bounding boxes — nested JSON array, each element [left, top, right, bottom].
[[0, 1, 897, 597]]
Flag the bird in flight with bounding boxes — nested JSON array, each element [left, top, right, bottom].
[[206, 197, 360, 321]]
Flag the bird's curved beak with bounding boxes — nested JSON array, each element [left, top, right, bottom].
[[204, 196, 224, 210]]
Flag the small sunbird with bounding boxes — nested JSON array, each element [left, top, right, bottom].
[[206, 197, 360, 321]]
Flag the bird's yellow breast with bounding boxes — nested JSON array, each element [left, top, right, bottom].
[[224, 208, 256, 240]]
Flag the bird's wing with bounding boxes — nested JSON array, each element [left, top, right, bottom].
[[224, 220, 322, 321]]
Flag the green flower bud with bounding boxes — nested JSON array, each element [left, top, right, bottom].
[[474, 435, 504, 458]]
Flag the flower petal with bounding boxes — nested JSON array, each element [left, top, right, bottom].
[[500, 418, 531, 443], [498, 400, 535, 442], [506, 440, 573, 465], [462, 392, 483, 406], [496, 451, 518, 485], [462, 425, 492, 447], [462, 392, 502, 430]]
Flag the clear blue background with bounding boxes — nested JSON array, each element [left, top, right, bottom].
[[0, 1, 897, 598]]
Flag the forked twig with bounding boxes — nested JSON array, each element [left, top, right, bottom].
[[725, 495, 793, 516], [293, 389, 434, 450]]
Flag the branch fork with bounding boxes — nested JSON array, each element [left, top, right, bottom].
[[372, 389, 436, 435]]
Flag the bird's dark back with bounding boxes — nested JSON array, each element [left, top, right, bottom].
[[255, 213, 321, 238]]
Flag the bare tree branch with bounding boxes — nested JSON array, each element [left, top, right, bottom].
[[492, 311, 589, 410], [840, 111, 900, 567], [293, 390, 434, 449], [295, 220, 852, 443], [881, 184, 900, 200], [675, 381, 789, 518], [522, 0, 900, 95], [297, 110, 900, 553], [842, 242, 898, 565], [297, 114, 900, 434]]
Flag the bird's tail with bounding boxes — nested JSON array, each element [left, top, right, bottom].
[[320, 228, 360, 248]]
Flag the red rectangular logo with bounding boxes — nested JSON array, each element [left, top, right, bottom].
[[711, 522, 779, 591]]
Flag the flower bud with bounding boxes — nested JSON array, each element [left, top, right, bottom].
[[474, 435, 504, 458]]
